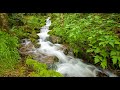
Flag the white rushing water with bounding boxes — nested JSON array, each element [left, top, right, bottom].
[[24, 17, 117, 77]]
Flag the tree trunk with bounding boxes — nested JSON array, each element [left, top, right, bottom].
[[0, 13, 9, 31]]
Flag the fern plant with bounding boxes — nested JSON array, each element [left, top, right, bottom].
[[0, 31, 20, 74]]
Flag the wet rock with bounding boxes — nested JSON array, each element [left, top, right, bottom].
[[42, 56, 59, 64], [54, 57, 59, 62], [47, 64, 57, 70], [60, 44, 72, 55], [33, 52, 59, 64], [112, 70, 120, 77], [97, 72, 108, 77], [62, 44, 70, 55], [63, 49, 68, 55], [19, 39, 36, 55], [34, 44, 41, 48], [42, 56, 57, 64], [33, 40, 41, 48], [68, 51, 74, 56], [49, 35, 62, 44]]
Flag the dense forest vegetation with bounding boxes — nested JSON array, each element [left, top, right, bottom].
[[0, 13, 120, 77]]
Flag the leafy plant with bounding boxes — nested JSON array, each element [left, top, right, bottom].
[[0, 31, 20, 74], [8, 13, 25, 27], [26, 58, 63, 77], [49, 13, 120, 69], [87, 29, 120, 68]]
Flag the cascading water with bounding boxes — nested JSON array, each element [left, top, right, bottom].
[[22, 17, 117, 77]]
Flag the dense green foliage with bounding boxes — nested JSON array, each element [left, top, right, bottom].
[[0, 30, 20, 74], [49, 13, 120, 69], [8, 14, 46, 43], [1, 13, 120, 76], [26, 58, 63, 77]]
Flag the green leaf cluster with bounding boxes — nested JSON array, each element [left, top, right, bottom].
[[26, 58, 63, 77], [49, 13, 120, 69], [0, 31, 20, 74]]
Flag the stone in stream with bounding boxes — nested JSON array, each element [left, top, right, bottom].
[[19, 40, 36, 55], [49, 35, 74, 55], [62, 44, 72, 55], [49, 35, 62, 44], [97, 72, 108, 77], [34, 53, 59, 64], [49, 35, 74, 56], [58, 43, 73, 56], [34, 43, 41, 48]]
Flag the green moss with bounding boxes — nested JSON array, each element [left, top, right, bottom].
[[26, 58, 63, 77]]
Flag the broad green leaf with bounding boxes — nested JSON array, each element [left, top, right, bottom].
[[99, 42, 105, 46], [98, 30, 103, 34], [112, 56, 118, 65], [86, 49, 94, 53], [101, 50, 108, 57], [105, 36, 109, 39], [100, 60, 107, 69], [98, 37, 105, 41], [91, 40, 96, 44], [73, 49, 78, 54], [110, 51, 116, 56], [88, 37, 92, 40], [88, 44, 92, 46], [94, 55, 102, 64], [109, 42, 114, 47], [115, 41, 120, 45], [94, 57, 100, 64], [116, 51, 120, 56], [69, 33, 74, 38], [94, 48, 100, 53], [118, 57, 120, 61]]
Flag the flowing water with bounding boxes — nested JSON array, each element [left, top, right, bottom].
[[21, 17, 117, 77]]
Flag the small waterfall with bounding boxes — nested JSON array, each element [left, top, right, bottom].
[[22, 17, 117, 77]]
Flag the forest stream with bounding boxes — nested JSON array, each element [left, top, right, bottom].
[[20, 17, 117, 77]]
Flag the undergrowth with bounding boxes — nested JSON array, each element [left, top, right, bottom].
[[0, 30, 20, 74], [48, 13, 120, 69]]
